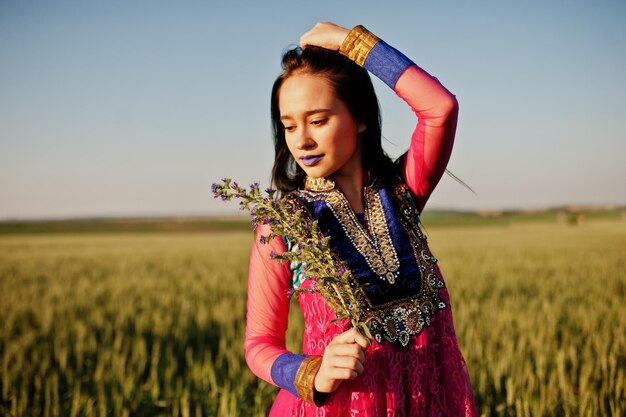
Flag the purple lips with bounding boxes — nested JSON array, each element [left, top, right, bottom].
[[300, 155, 323, 167]]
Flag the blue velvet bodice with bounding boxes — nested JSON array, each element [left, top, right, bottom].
[[290, 176, 447, 347]]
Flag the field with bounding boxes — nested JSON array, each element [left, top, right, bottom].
[[1, 217, 625, 416]]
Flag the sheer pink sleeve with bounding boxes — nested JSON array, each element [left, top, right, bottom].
[[395, 66, 459, 212], [244, 224, 292, 385], [354, 34, 459, 213]]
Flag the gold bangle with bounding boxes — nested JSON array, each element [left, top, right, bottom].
[[339, 25, 380, 67], [294, 355, 323, 404]]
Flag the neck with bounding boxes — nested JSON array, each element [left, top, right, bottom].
[[332, 166, 364, 213]]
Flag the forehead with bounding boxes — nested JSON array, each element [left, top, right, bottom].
[[278, 73, 337, 115]]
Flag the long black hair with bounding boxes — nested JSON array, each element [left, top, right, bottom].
[[270, 46, 394, 193]]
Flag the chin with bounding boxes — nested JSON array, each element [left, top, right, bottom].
[[305, 172, 324, 179], [300, 166, 329, 179]]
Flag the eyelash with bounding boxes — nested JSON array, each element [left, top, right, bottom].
[[283, 118, 328, 132]]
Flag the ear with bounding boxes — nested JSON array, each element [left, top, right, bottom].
[[357, 122, 367, 134]]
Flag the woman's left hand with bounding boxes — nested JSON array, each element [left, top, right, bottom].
[[300, 22, 350, 51]]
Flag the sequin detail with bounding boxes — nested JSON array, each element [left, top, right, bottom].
[[355, 179, 447, 346], [301, 177, 400, 284], [304, 176, 335, 192], [293, 176, 447, 347]]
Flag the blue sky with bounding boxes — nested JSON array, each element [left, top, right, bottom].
[[1, 0, 625, 219]]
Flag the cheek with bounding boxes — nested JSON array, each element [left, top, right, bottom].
[[335, 127, 358, 157], [284, 137, 298, 157], [336, 140, 355, 159]]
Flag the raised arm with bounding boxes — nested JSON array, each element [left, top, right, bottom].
[[303, 23, 459, 212], [393, 57, 458, 213]]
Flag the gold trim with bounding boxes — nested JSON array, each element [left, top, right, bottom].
[[299, 178, 400, 285], [356, 179, 446, 346], [304, 176, 335, 192], [294, 177, 447, 347], [294, 355, 323, 404], [339, 25, 380, 67], [364, 186, 400, 283]]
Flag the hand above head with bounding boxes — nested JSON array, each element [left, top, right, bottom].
[[314, 327, 370, 394], [300, 22, 350, 51]]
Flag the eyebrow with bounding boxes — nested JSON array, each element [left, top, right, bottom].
[[280, 108, 332, 121]]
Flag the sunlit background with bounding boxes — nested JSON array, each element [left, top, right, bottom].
[[1, 0, 625, 219]]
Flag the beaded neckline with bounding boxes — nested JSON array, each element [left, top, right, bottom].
[[291, 177, 447, 346], [299, 175, 399, 284], [304, 176, 336, 192], [303, 175, 380, 193]]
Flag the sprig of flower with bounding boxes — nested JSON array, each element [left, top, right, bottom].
[[211, 178, 371, 341]]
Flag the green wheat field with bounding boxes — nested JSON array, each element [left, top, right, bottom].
[[1, 214, 625, 416]]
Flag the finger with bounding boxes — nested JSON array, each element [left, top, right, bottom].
[[299, 22, 326, 48], [333, 356, 364, 375], [299, 31, 312, 48], [353, 332, 371, 350], [324, 365, 361, 381], [324, 352, 361, 368], [330, 328, 359, 344], [326, 343, 365, 359], [331, 328, 370, 348]]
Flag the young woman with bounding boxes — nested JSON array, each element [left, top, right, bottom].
[[245, 22, 478, 416]]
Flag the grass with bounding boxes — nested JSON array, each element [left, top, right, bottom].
[[1, 218, 624, 416]]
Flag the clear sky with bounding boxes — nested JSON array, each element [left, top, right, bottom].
[[1, 0, 625, 219]]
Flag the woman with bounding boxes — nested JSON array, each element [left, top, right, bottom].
[[245, 22, 478, 416]]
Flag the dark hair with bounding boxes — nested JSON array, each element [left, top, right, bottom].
[[270, 46, 394, 192]]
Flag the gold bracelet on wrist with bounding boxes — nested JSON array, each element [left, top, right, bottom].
[[339, 25, 380, 67], [294, 355, 324, 404]]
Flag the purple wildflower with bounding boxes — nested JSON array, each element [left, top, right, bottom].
[[287, 288, 295, 298], [211, 175, 368, 341]]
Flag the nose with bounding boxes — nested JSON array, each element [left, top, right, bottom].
[[292, 126, 315, 150]]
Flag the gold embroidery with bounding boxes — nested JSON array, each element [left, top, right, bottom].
[[356, 179, 446, 346], [300, 177, 400, 284], [294, 355, 323, 404], [339, 25, 380, 67], [293, 176, 447, 347], [365, 186, 400, 282], [304, 176, 336, 192]]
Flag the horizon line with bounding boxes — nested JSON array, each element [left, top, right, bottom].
[[1, 203, 624, 223]]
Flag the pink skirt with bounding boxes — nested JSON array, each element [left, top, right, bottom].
[[269, 283, 478, 417]]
